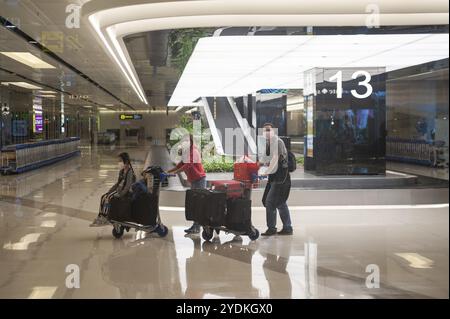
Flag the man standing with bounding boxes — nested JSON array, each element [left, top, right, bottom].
[[167, 134, 206, 234], [259, 123, 293, 236]]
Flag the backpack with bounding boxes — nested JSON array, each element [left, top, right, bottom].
[[287, 151, 296, 172], [131, 179, 148, 201]]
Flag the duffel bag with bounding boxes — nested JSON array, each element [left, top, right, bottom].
[[131, 193, 158, 226], [108, 196, 132, 222]]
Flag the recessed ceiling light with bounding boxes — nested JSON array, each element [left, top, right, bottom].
[[83, 105, 92, 108], [1, 82, 43, 90], [98, 107, 108, 110], [105, 104, 114, 106], [0, 52, 55, 69], [38, 95, 56, 98], [39, 90, 56, 94]]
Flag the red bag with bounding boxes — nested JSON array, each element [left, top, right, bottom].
[[233, 162, 260, 182], [210, 180, 244, 198]]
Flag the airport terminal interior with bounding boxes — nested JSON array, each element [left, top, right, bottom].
[[0, 1, 448, 299]]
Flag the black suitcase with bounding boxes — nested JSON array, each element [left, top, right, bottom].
[[185, 189, 200, 221], [201, 190, 227, 227], [185, 189, 226, 226], [131, 193, 158, 225], [226, 198, 252, 232], [108, 196, 132, 222]]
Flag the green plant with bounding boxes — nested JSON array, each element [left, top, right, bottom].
[[169, 29, 213, 74], [296, 156, 305, 166], [202, 156, 234, 173]]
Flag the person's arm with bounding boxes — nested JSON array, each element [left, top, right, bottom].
[[167, 161, 185, 174], [115, 170, 135, 197], [261, 153, 279, 176], [107, 171, 122, 193]]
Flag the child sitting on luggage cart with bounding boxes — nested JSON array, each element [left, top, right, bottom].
[[90, 152, 136, 227]]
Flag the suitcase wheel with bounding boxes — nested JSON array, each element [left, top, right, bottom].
[[248, 228, 260, 241], [112, 225, 124, 239], [202, 228, 214, 241], [156, 224, 169, 237]]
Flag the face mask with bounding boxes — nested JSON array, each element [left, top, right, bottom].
[[118, 162, 124, 170]]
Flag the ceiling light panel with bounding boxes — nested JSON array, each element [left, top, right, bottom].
[[169, 34, 449, 106], [1, 82, 43, 90], [0, 52, 55, 69]]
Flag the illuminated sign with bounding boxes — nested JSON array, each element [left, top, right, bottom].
[[33, 96, 43, 133], [119, 114, 143, 120]]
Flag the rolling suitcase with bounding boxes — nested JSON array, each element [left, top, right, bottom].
[[201, 190, 227, 227], [226, 198, 252, 232], [185, 189, 227, 226], [131, 193, 158, 225], [108, 196, 132, 222], [210, 180, 244, 199], [185, 189, 207, 221]]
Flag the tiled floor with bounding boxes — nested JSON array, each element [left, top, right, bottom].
[[0, 144, 448, 299]]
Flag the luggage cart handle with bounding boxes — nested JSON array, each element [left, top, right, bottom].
[[159, 173, 176, 180], [250, 172, 268, 182]]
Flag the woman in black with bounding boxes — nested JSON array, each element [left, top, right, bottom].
[[90, 152, 136, 227]]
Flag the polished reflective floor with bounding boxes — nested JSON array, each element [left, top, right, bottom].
[[0, 144, 448, 299]]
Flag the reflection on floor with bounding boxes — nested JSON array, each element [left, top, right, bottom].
[[0, 143, 448, 299], [387, 161, 449, 181]]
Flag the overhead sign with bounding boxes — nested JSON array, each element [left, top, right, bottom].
[[119, 114, 143, 120]]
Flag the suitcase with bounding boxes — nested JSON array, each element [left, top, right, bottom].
[[131, 193, 158, 225], [108, 196, 132, 222], [185, 189, 227, 226], [226, 198, 252, 232], [185, 189, 207, 221], [210, 180, 244, 199], [234, 162, 259, 182], [201, 190, 227, 227]]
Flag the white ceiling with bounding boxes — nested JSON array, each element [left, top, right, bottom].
[[168, 33, 450, 106], [84, 0, 449, 106], [0, 0, 448, 111]]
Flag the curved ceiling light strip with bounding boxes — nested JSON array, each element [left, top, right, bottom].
[[84, 0, 449, 105], [88, 14, 148, 104]]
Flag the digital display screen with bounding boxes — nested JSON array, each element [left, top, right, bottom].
[[33, 96, 43, 133]]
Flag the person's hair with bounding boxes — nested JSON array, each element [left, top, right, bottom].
[[263, 122, 274, 128], [118, 152, 131, 165]]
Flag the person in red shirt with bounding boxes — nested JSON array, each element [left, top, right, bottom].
[[167, 134, 206, 234]]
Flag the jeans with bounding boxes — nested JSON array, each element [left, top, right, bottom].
[[191, 176, 207, 189], [190, 177, 207, 227], [265, 183, 292, 231]]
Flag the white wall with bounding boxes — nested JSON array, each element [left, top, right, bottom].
[[98, 112, 182, 142]]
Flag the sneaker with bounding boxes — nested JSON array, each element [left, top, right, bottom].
[[89, 216, 109, 227], [261, 228, 277, 236], [184, 224, 200, 234], [277, 228, 293, 235]]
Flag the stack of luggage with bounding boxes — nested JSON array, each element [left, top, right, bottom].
[[108, 166, 163, 226], [185, 162, 260, 234]]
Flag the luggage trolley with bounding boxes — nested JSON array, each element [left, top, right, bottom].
[[193, 162, 263, 242], [109, 169, 175, 239], [200, 179, 263, 242]]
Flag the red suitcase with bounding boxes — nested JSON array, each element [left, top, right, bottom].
[[210, 180, 244, 199], [234, 162, 259, 182]]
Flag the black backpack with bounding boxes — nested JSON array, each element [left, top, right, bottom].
[[287, 151, 296, 172]]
